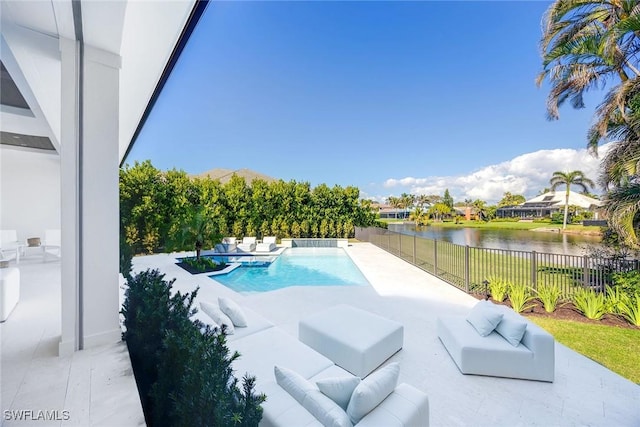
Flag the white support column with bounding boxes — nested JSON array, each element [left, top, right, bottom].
[[58, 39, 122, 355], [59, 36, 79, 356], [80, 45, 121, 348]]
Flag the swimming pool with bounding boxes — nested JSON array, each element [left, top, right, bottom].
[[210, 247, 370, 294]]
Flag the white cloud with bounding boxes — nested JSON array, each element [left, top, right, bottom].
[[379, 144, 611, 204]]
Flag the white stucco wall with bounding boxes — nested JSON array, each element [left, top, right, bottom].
[[0, 147, 60, 241]]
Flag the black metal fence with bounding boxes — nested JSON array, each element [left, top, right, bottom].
[[355, 226, 638, 295]]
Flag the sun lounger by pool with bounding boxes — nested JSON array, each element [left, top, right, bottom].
[[237, 236, 256, 252], [256, 236, 277, 252]]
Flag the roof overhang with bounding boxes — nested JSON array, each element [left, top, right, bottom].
[[0, 0, 205, 161]]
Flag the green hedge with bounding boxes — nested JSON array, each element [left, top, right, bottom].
[[120, 161, 378, 254]]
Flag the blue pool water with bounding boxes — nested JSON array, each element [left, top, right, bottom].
[[210, 247, 370, 293]]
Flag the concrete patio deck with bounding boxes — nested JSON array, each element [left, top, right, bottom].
[[135, 242, 640, 427], [2, 242, 638, 426], [0, 257, 144, 427]]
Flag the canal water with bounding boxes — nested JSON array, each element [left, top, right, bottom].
[[388, 223, 603, 256]]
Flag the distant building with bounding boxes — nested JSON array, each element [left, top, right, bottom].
[[496, 191, 603, 219], [375, 203, 412, 219]]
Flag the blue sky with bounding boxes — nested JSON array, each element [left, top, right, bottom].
[[126, 1, 609, 204]]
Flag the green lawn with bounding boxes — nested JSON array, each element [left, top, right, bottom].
[[528, 317, 640, 384]]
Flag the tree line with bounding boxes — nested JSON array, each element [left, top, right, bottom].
[[120, 161, 379, 255]]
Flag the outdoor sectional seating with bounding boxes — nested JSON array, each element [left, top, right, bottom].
[[437, 300, 555, 382], [195, 300, 429, 426]]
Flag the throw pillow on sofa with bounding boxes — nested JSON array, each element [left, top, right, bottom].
[[274, 365, 315, 403], [275, 366, 352, 427], [346, 362, 400, 424], [316, 376, 361, 410], [495, 316, 528, 347], [466, 300, 504, 337], [218, 296, 248, 327], [200, 301, 235, 334]]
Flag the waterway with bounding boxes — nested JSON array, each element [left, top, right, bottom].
[[388, 223, 603, 256]]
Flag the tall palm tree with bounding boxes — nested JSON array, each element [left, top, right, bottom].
[[539, 1, 640, 245], [549, 171, 595, 229], [538, 0, 640, 151]]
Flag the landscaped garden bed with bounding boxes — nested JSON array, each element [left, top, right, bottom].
[[176, 256, 227, 274]]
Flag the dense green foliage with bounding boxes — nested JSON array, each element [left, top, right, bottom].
[[120, 161, 378, 255], [121, 269, 264, 426]]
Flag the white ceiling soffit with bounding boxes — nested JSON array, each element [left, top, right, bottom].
[[118, 0, 196, 162], [1, 0, 197, 161]]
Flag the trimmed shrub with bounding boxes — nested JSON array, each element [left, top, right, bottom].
[[121, 269, 264, 426]]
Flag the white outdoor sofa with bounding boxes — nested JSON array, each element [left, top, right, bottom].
[[195, 300, 429, 426], [437, 300, 555, 382]]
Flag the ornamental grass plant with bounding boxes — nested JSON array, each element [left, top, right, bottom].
[[535, 283, 564, 313], [508, 282, 535, 313], [572, 288, 607, 321], [487, 275, 509, 303]]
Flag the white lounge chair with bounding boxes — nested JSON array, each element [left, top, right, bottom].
[[0, 230, 20, 261], [237, 236, 256, 252], [214, 237, 237, 253], [43, 229, 61, 261], [256, 236, 277, 252]]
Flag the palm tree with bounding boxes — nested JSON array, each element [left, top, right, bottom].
[[603, 183, 640, 248], [539, 0, 640, 244], [549, 171, 595, 229], [538, 0, 640, 151], [409, 207, 428, 226]]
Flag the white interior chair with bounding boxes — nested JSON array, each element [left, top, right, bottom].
[[43, 229, 61, 261], [0, 230, 20, 261]]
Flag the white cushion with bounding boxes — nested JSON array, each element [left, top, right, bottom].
[[275, 366, 352, 427], [302, 390, 353, 427], [346, 362, 400, 424], [200, 301, 235, 334], [495, 316, 528, 347], [218, 297, 248, 327], [466, 300, 504, 337], [316, 376, 361, 410], [274, 365, 315, 403]]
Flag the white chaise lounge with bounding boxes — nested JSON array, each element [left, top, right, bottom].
[[196, 299, 429, 426], [437, 300, 555, 382], [214, 237, 237, 253], [237, 236, 257, 252], [256, 236, 277, 252]]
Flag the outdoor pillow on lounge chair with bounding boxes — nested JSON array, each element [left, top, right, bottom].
[[237, 236, 257, 252], [256, 236, 277, 252], [215, 237, 237, 253]]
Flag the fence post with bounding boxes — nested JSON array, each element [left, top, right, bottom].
[[399, 233, 402, 257], [464, 245, 470, 293], [583, 255, 589, 289], [434, 239, 438, 276], [413, 234, 416, 265], [531, 251, 537, 290]]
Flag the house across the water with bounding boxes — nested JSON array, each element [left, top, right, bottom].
[[496, 191, 603, 220]]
